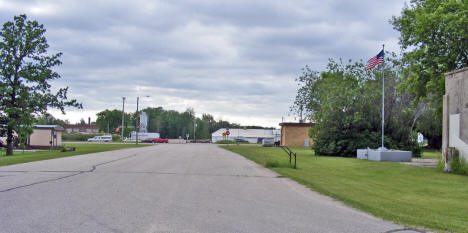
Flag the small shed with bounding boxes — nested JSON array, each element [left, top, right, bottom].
[[28, 125, 64, 149], [279, 122, 314, 147]]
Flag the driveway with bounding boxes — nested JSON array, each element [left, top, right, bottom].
[[0, 144, 414, 233]]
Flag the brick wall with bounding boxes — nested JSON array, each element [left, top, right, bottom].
[[281, 125, 312, 147]]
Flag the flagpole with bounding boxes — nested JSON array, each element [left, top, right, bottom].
[[381, 44, 385, 150]]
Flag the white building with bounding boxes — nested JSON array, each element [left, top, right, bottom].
[[129, 132, 160, 140], [211, 128, 280, 143]]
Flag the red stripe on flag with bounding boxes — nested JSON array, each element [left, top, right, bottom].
[[366, 57, 384, 71]]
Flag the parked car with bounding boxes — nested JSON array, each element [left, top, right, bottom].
[[87, 135, 113, 142], [143, 138, 168, 143], [234, 138, 248, 143]]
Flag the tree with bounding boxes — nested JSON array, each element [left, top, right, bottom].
[[95, 109, 131, 133], [391, 0, 468, 148], [35, 113, 69, 126], [293, 57, 422, 157], [0, 15, 81, 155], [391, 0, 468, 105]]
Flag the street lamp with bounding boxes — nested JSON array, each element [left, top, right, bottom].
[[136, 95, 150, 145], [121, 97, 125, 140]]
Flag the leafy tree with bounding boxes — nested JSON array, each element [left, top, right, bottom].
[[0, 15, 81, 155], [95, 109, 131, 134], [294, 57, 422, 157], [35, 113, 69, 126], [391, 0, 468, 105], [391, 0, 468, 148]]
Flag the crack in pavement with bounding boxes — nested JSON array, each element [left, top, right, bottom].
[[0, 153, 138, 193], [0, 153, 277, 193], [383, 228, 426, 233]]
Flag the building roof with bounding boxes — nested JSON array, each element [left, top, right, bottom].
[[279, 122, 315, 127], [33, 125, 65, 131], [446, 67, 468, 76], [64, 124, 99, 129], [212, 128, 280, 138], [0, 124, 64, 131]]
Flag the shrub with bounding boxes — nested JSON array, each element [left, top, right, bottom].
[[62, 133, 98, 141], [449, 149, 468, 175], [265, 160, 281, 168], [214, 140, 247, 144], [112, 134, 121, 142]]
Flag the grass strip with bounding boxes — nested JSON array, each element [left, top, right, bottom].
[[0, 143, 150, 167]]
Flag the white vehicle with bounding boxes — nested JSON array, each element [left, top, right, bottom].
[[87, 135, 113, 142], [123, 137, 138, 142], [262, 138, 275, 147]]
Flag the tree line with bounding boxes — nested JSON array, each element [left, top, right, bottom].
[[94, 107, 272, 139]]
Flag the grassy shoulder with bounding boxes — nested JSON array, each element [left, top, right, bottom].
[[421, 148, 441, 159], [221, 145, 468, 233], [0, 143, 150, 167]]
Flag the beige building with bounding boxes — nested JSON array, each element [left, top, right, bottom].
[[279, 122, 314, 147], [443, 68, 468, 162], [28, 125, 64, 149]]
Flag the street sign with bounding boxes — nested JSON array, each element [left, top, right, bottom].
[[226, 131, 230, 136], [222, 132, 226, 137]]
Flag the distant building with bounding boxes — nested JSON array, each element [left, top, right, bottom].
[[279, 122, 314, 147], [28, 125, 64, 149], [211, 128, 280, 143], [64, 123, 99, 134], [0, 124, 64, 149]]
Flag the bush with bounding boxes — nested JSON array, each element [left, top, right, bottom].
[[62, 133, 101, 141], [214, 140, 247, 144], [112, 134, 121, 142], [449, 149, 468, 175], [265, 160, 281, 167]]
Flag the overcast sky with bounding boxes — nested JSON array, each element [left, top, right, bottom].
[[0, 0, 406, 128]]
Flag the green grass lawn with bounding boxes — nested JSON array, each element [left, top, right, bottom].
[[0, 143, 150, 167], [221, 145, 468, 233], [421, 148, 442, 159]]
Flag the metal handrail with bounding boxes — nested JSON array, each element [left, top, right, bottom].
[[279, 146, 296, 168]]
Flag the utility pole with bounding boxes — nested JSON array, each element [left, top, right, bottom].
[[136, 96, 139, 145], [121, 97, 125, 140]]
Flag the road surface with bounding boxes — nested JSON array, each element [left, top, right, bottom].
[[0, 144, 416, 233]]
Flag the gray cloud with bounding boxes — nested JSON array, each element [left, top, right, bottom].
[[0, 0, 406, 127]]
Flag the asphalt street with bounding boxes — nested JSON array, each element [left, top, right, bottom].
[[0, 144, 418, 233]]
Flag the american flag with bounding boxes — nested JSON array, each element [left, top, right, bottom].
[[366, 49, 384, 70]]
